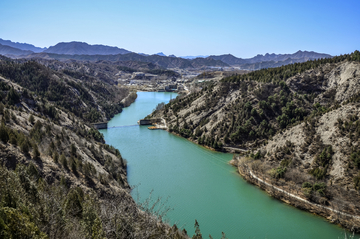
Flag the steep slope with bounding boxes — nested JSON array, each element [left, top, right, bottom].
[[44, 42, 132, 55], [155, 52, 359, 150], [0, 59, 188, 238], [0, 57, 137, 122], [152, 51, 360, 231]]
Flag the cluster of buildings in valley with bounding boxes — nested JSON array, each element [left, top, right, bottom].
[[115, 69, 195, 93], [115, 67, 247, 93]]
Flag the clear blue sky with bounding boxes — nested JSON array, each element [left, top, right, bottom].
[[0, 0, 359, 58]]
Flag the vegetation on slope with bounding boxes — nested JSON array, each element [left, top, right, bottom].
[[0, 57, 189, 238], [152, 50, 360, 232], [0, 57, 132, 123], [157, 51, 360, 150]]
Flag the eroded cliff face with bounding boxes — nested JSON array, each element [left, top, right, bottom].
[[287, 61, 360, 103]]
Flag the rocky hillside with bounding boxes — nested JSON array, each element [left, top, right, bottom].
[[152, 51, 360, 231], [0, 58, 188, 238], [0, 56, 138, 123], [32, 58, 180, 85], [155, 52, 360, 150]]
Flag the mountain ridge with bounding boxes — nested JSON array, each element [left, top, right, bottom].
[[21, 52, 229, 69], [0, 43, 34, 56], [1, 38, 333, 70], [44, 41, 132, 55], [0, 38, 46, 52], [209, 50, 332, 67]]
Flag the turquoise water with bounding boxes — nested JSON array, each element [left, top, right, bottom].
[[100, 92, 357, 239]]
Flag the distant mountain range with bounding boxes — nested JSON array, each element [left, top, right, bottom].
[[155, 52, 166, 56], [44, 41, 132, 55], [0, 43, 34, 56], [22, 52, 229, 69], [209, 51, 332, 66], [0, 38, 46, 53], [180, 55, 210, 59], [0, 38, 333, 69]]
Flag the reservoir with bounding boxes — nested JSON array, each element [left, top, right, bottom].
[[100, 92, 357, 239]]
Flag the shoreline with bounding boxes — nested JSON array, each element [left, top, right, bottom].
[[151, 108, 360, 233], [230, 159, 360, 233]]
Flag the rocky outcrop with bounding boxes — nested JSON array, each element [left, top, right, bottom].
[[286, 61, 360, 103]]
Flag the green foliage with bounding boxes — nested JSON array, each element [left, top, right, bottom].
[[250, 151, 261, 159], [117, 66, 137, 73], [64, 187, 84, 218], [8, 131, 17, 145], [29, 114, 35, 124], [20, 139, 30, 155], [43, 105, 57, 119], [3, 110, 10, 123], [302, 182, 312, 188], [30, 120, 44, 142], [354, 173, 360, 191], [83, 162, 96, 178], [60, 154, 68, 170], [146, 69, 180, 77], [301, 187, 312, 198], [309, 167, 327, 180], [350, 151, 360, 168], [165, 51, 360, 150], [315, 146, 333, 167], [270, 167, 286, 179], [70, 158, 78, 175], [301, 182, 327, 197], [83, 108, 102, 123], [71, 143, 77, 156], [0, 207, 48, 239], [0, 123, 9, 143], [309, 146, 333, 180], [6, 87, 20, 105], [88, 128, 105, 143], [32, 143, 40, 160], [192, 220, 202, 239], [280, 158, 291, 167], [0, 59, 127, 124]]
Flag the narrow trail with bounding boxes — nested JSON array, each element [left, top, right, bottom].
[[248, 169, 360, 220]]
